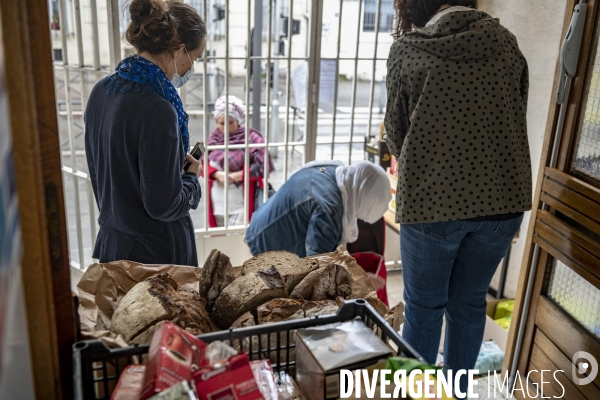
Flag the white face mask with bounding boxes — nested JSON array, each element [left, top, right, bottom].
[[171, 47, 194, 88]]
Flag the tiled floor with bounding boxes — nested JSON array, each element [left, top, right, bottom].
[[387, 270, 405, 309], [386, 271, 514, 400]]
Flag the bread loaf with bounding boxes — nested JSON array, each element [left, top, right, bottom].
[[231, 311, 256, 328], [111, 273, 212, 344], [257, 298, 305, 324], [242, 251, 319, 292], [290, 264, 352, 301], [302, 300, 340, 318], [212, 266, 287, 329], [199, 249, 235, 313]]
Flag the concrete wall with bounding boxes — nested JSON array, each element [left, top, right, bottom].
[[478, 0, 567, 298]]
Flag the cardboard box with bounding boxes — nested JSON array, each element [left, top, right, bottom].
[[483, 299, 510, 352], [193, 353, 262, 400], [111, 365, 146, 400], [141, 322, 208, 400], [295, 320, 393, 400]]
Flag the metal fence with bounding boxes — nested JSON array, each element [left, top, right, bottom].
[[52, 0, 392, 270]]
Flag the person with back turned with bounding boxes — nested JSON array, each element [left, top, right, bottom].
[[385, 1, 532, 397], [85, 0, 207, 265]]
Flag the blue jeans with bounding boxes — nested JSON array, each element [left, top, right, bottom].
[[400, 216, 523, 398]]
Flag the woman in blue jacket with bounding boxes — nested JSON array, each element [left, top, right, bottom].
[[85, 0, 206, 265], [245, 161, 391, 257]]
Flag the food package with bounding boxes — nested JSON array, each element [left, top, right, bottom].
[[474, 341, 504, 373], [140, 322, 208, 400], [205, 341, 239, 364], [148, 380, 198, 400], [250, 360, 279, 400], [110, 365, 146, 400], [274, 371, 304, 400], [193, 353, 262, 400], [295, 320, 392, 400], [493, 300, 515, 320], [494, 316, 512, 331]]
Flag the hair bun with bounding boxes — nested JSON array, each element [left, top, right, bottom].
[[129, 0, 165, 24], [126, 0, 206, 56]]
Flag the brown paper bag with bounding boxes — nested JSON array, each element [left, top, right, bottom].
[[77, 261, 203, 340], [309, 246, 404, 330]]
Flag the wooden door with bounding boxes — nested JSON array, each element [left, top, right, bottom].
[[506, 1, 600, 399], [0, 0, 76, 398]]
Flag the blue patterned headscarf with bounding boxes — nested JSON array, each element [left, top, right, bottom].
[[104, 54, 190, 152]]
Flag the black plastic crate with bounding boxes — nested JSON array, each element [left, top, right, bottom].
[[73, 299, 422, 400]]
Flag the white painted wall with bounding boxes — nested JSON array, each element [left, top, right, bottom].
[[478, 0, 567, 298]]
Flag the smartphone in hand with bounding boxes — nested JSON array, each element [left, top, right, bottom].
[[183, 141, 206, 172]]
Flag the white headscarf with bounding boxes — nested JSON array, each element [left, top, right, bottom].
[[294, 160, 391, 245], [336, 161, 391, 245]]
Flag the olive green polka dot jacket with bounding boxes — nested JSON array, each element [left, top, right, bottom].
[[384, 10, 532, 224]]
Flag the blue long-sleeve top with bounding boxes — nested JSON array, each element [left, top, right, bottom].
[[84, 75, 201, 266]]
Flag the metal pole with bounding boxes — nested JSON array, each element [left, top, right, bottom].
[[202, 0, 210, 230], [282, 0, 295, 180], [263, 0, 273, 203], [348, 0, 364, 165], [366, 0, 383, 141], [207, 0, 217, 100], [330, 0, 345, 160], [107, 0, 122, 69], [252, 0, 264, 132], [271, 0, 281, 158], [304, 0, 324, 163], [244, 0, 252, 226]]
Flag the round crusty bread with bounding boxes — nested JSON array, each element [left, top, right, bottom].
[[111, 273, 177, 343], [241, 251, 319, 292], [212, 265, 287, 329], [111, 273, 212, 344]]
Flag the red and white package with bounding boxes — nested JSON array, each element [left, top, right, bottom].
[[250, 360, 278, 400], [193, 353, 262, 400], [140, 322, 208, 400], [111, 365, 146, 400]]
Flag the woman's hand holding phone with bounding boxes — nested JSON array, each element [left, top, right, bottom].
[[185, 154, 202, 177]]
